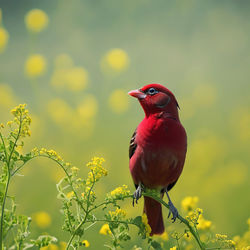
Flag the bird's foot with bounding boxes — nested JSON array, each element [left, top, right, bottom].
[[167, 199, 179, 223], [133, 184, 143, 207]]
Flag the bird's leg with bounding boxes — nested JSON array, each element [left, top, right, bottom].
[[133, 183, 143, 207], [165, 189, 179, 222]]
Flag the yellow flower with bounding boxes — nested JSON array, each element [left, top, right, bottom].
[[108, 89, 129, 113], [40, 244, 59, 250], [25, 54, 47, 77], [82, 240, 90, 247], [170, 246, 177, 250], [154, 231, 169, 241], [0, 27, 9, 53], [77, 94, 98, 120], [99, 223, 111, 235], [108, 185, 130, 200], [142, 213, 151, 237], [197, 214, 212, 230], [59, 242, 67, 250], [66, 67, 88, 91], [181, 196, 199, 211], [0, 123, 4, 129], [109, 208, 127, 219], [104, 48, 129, 71], [33, 211, 51, 228], [66, 191, 74, 199], [25, 9, 49, 33]]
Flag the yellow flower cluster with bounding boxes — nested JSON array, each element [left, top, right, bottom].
[[233, 218, 250, 249], [25, 54, 47, 78], [86, 157, 107, 185], [141, 213, 152, 237], [197, 214, 212, 230], [40, 244, 58, 250], [215, 234, 236, 248], [38, 148, 63, 161], [181, 196, 199, 211], [25, 9, 49, 33], [170, 247, 177, 250], [109, 208, 127, 219], [51, 54, 88, 92], [186, 208, 203, 226], [99, 223, 111, 235], [108, 184, 130, 200], [10, 104, 32, 137]]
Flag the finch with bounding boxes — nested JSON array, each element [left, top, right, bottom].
[[128, 83, 187, 235]]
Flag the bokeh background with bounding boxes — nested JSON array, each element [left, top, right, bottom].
[[0, 0, 250, 248]]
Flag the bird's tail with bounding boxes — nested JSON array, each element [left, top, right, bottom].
[[143, 196, 164, 235]]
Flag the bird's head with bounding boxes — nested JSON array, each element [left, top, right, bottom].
[[128, 83, 180, 119]]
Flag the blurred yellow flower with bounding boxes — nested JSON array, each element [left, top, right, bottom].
[[154, 231, 169, 241], [66, 67, 88, 91], [192, 84, 217, 108], [99, 223, 111, 235], [82, 240, 90, 247], [25, 54, 47, 77], [170, 246, 177, 250], [102, 48, 129, 73], [47, 98, 73, 124], [33, 211, 51, 228], [0, 27, 9, 53], [181, 196, 199, 211], [25, 9, 49, 33], [59, 242, 67, 250], [0, 84, 16, 108], [197, 214, 212, 230], [108, 89, 129, 113], [77, 94, 98, 119], [142, 213, 151, 237], [40, 244, 59, 250]]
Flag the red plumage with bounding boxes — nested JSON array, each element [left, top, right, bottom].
[[128, 83, 187, 235]]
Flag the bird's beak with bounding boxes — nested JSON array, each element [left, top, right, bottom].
[[128, 89, 146, 99]]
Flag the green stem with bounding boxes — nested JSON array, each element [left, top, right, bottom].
[[0, 116, 22, 250], [66, 170, 96, 250]]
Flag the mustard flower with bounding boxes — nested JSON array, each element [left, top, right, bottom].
[[197, 214, 212, 230], [170, 247, 177, 250], [104, 48, 129, 71], [142, 213, 152, 237], [33, 211, 51, 228], [81, 240, 90, 247], [86, 157, 107, 185], [0, 27, 9, 53], [25, 54, 47, 78], [186, 208, 203, 226], [109, 208, 127, 219], [99, 223, 111, 235], [0, 123, 4, 129], [25, 9, 49, 33], [107, 184, 130, 201], [181, 196, 199, 211]]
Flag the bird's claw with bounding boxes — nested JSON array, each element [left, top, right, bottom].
[[132, 185, 142, 207], [167, 200, 179, 223]]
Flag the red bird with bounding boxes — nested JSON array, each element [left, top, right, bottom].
[[128, 83, 187, 235]]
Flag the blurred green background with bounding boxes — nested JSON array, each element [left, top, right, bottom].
[[0, 0, 250, 248]]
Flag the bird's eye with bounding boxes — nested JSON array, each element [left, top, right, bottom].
[[147, 88, 158, 95]]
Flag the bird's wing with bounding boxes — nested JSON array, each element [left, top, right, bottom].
[[166, 179, 178, 192], [129, 128, 137, 159]]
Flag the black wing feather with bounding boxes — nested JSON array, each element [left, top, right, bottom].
[[129, 128, 137, 159]]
